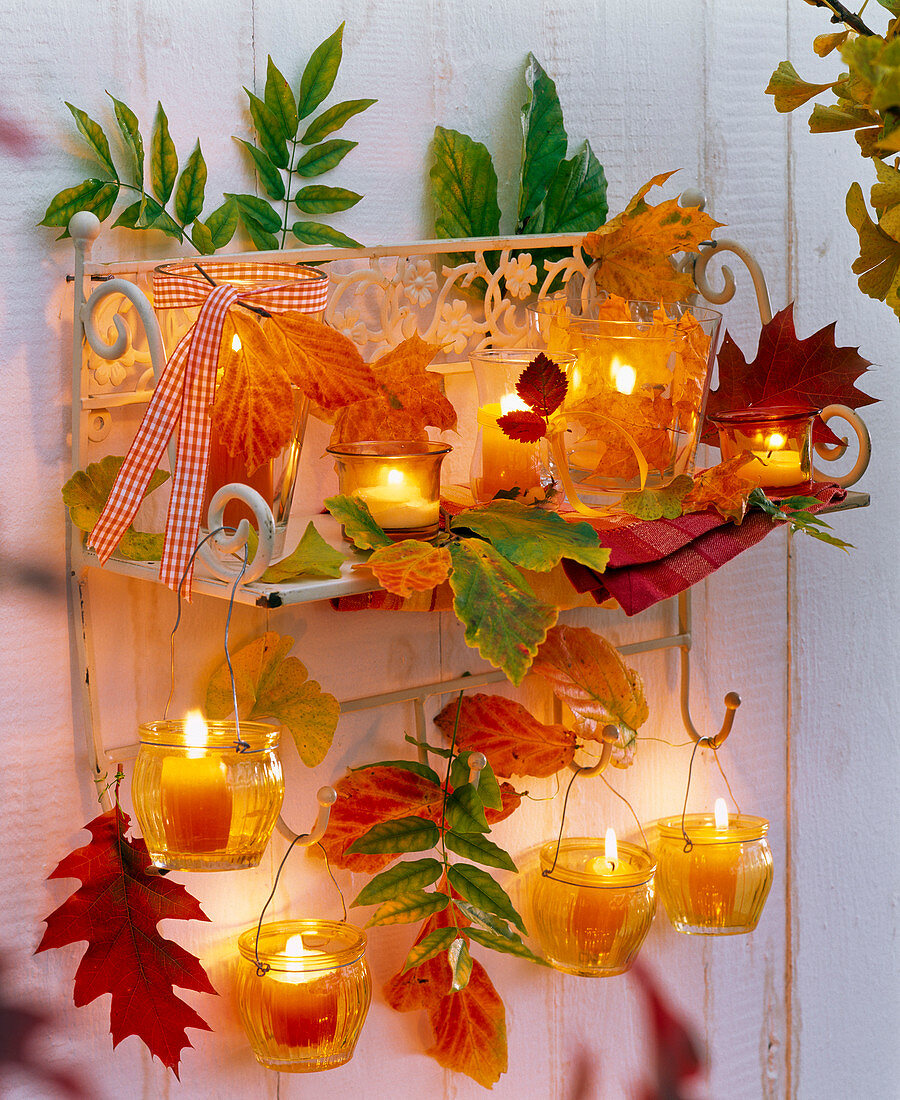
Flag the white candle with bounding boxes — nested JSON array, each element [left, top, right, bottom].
[[354, 467, 438, 529]]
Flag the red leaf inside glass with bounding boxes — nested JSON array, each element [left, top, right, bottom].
[[497, 410, 547, 443], [516, 353, 568, 417]]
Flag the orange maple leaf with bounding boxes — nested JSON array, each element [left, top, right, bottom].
[[365, 540, 452, 598], [681, 454, 757, 524], [582, 171, 723, 301]]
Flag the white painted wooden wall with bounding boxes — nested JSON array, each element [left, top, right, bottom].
[[1, 2, 896, 1097]]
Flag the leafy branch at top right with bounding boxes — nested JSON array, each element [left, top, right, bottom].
[[766, 1, 900, 319]]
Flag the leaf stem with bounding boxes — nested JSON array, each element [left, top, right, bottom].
[[281, 136, 300, 248], [439, 691, 466, 937]]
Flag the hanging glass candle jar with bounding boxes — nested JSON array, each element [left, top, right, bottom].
[[132, 713, 284, 872], [236, 920, 372, 1073], [655, 804, 773, 935], [530, 834, 656, 977]]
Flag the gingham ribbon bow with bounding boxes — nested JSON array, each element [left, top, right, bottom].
[[88, 263, 328, 597]]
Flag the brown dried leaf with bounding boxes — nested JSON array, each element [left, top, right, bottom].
[[681, 454, 756, 524]]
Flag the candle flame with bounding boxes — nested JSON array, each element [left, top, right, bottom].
[[714, 797, 729, 829], [765, 432, 786, 449], [231, 333, 242, 353], [500, 392, 529, 415], [276, 933, 320, 985], [610, 358, 636, 395], [184, 710, 208, 759], [386, 468, 404, 486], [604, 826, 618, 869]]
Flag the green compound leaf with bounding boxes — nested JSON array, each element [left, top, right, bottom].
[[235, 138, 285, 201], [765, 60, 835, 114], [294, 138, 357, 177], [351, 857, 444, 907], [65, 102, 117, 178], [450, 499, 610, 574], [452, 900, 516, 939], [191, 219, 215, 255], [466, 926, 548, 966], [445, 784, 489, 835], [449, 753, 503, 811], [294, 184, 362, 214], [402, 926, 459, 973], [113, 196, 183, 241], [298, 23, 345, 120], [366, 890, 450, 928], [447, 863, 526, 934], [264, 55, 299, 142], [526, 140, 608, 234], [448, 537, 557, 686], [324, 494, 392, 550], [291, 220, 362, 248], [617, 474, 694, 521], [449, 937, 473, 992], [517, 54, 567, 229], [353, 759, 442, 785], [245, 88, 289, 169], [204, 197, 239, 249], [174, 141, 207, 225], [63, 457, 169, 561], [347, 816, 440, 855], [749, 488, 854, 551], [227, 192, 282, 232], [108, 94, 144, 188], [301, 98, 376, 144], [40, 179, 119, 230], [444, 830, 517, 872], [150, 103, 178, 204], [259, 520, 346, 583], [431, 126, 502, 238]]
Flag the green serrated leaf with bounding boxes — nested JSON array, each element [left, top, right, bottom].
[[448, 936, 473, 991], [466, 926, 548, 965], [65, 103, 117, 178], [448, 537, 557, 686], [402, 927, 459, 973], [447, 863, 526, 933], [347, 815, 440, 855], [265, 55, 299, 141], [108, 94, 144, 188], [227, 192, 283, 233], [526, 140, 608, 234], [351, 857, 443, 907], [204, 197, 239, 249], [445, 783, 489, 834], [301, 98, 376, 144], [324, 493, 392, 550], [174, 141, 207, 225], [290, 220, 362, 248], [294, 184, 362, 214], [431, 125, 502, 239], [366, 890, 450, 928], [444, 829, 517, 872], [191, 219, 215, 255], [63, 457, 169, 561], [518, 54, 567, 229], [353, 758, 442, 785], [259, 520, 346, 583], [245, 88, 289, 169], [40, 179, 119, 230], [450, 499, 610, 574], [235, 138, 285, 201], [150, 102, 178, 204], [294, 138, 357, 178], [298, 23, 345, 120]]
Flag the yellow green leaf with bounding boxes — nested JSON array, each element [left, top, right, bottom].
[[616, 474, 693, 520], [62, 457, 169, 561], [765, 60, 834, 113], [846, 181, 900, 316], [260, 521, 346, 583], [366, 890, 450, 928]]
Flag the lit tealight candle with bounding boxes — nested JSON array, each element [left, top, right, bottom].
[[263, 934, 340, 1052], [610, 357, 636, 395], [354, 466, 438, 531], [159, 710, 233, 854]]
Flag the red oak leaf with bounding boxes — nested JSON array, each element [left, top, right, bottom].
[[704, 303, 876, 444], [36, 806, 215, 1078], [433, 693, 576, 778], [516, 353, 568, 417], [497, 409, 548, 442]]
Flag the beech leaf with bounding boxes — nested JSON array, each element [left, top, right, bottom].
[[448, 538, 557, 686], [616, 474, 694, 521], [366, 890, 450, 928], [351, 858, 444, 907], [450, 499, 611, 574], [365, 540, 452, 598], [324, 493, 393, 550], [36, 806, 214, 1077], [426, 960, 507, 1087], [63, 457, 169, 561], [205, 631, 339, 768], [259, 521, 346, 583]]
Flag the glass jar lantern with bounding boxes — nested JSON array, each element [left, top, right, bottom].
[[530, 838, 657, 976], [706, 406, 813, 491], [655, 812, 774, 935], [236, 920, 372, 1073], [132, 716, 284, 872]]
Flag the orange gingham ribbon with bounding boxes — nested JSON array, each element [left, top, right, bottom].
[[88, 262, 328, 597]]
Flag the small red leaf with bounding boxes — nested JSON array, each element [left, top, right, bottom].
[[516, 352, 568, 416], [497, 409, 547, 443]]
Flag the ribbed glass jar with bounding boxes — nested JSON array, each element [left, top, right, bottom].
[[530, 838, 656, 977], [237, 920, 372, 1073], [655, 814, 774, 935], [132, 719, 283, 872]]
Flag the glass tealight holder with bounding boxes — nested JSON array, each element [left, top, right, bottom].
[[706, 406, 814, 491], [468, 348, 576, 503], [132, 719, 284, 872], [237, 920, 372, 1073], [655, 814, 774, 935], [530, 838, 657, 977], [325, 440, 452, 541]]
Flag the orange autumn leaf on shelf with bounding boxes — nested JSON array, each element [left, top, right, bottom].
[[433, 692, 576, 778], [210, 311, 295, 474], [681, 454, 757, 524], [582, 171, 723, 301], [365, 540, 452, 598], [331, 335, 457, 443]]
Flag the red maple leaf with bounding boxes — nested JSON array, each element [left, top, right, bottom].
[[516, 353, 568, 417], [496, 409, 548, 443], [704, 303, 876, 444], [36, 805, 215, 1077]]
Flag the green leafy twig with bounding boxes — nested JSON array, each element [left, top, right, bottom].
[[749, 487, 854, 550]]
